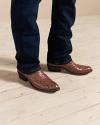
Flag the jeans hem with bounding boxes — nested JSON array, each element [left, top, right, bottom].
[[17, 65, 41, 74], [47, 55, 72, 65]]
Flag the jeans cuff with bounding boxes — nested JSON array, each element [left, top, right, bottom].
[[17, 64, 41, 74], [47, 54, 72, 65]]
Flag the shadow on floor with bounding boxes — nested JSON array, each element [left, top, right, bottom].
[[0, 69, 34, 89], [0, 57, 16, 67], [0, 57, 48, 71], [0, 57, 72, 93], [0, 68, 59, 94], [0, 57, 50, 90]]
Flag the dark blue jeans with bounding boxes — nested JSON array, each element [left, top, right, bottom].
[[11, 0, 76, 74]]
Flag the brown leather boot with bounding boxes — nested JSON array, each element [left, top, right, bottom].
[[47, 61, 93, 75], [17, 70, 60, 93]]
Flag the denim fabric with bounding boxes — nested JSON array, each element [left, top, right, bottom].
[[11, 0, 76, 74], [47, 0, 76, 64]]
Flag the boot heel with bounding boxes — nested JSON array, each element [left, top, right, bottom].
[[18, 71, 28, 81], [47, 66, 61, 72]]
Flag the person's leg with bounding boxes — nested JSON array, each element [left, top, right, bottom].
[[11, 0, 41, 74], [47, 0, 92, 75], [47, 0, 76, 64], [11, 0, 60, 93]]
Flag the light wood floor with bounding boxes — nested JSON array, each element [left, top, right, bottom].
[[0, 16, 100, 125]]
